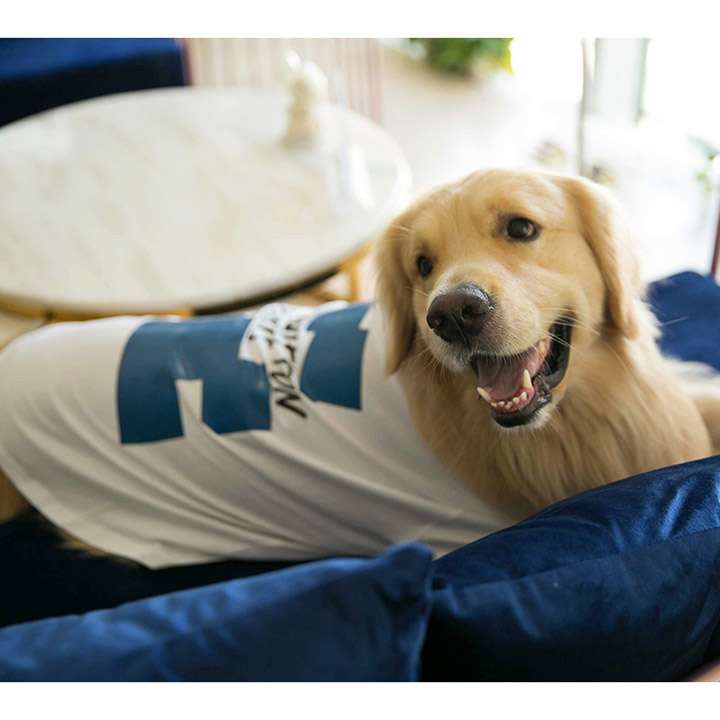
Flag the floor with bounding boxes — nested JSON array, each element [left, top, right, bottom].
[[379, 44, 719, 283]]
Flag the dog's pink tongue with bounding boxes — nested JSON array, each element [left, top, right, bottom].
[[474, 345, 546, 401], [474, 356, 523, 400]]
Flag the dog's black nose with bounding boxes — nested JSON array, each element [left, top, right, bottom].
[[426, 283, 494, 343]]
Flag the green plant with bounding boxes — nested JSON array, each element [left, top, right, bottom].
[[408, 38, 513, 75], [691, 136, 720, 194]]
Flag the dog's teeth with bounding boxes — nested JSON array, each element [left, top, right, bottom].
[[490, 402, 498, 409], [497, 401, 505, 408], [522, 369, 532, 390], [512, 396, 520, 405], [476, 386, 491, 403], [520, 391, 528, 402]]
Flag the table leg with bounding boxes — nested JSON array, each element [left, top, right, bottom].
[[304, 245, 370, 305], [47, 308, 193, 323], [341, 257, 363, 302], [0, 297, 194, 323]]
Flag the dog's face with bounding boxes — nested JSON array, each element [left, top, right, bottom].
[[376, 169, 642, 429]]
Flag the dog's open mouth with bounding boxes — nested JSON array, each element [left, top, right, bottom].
[[472, 318, 573, 428]]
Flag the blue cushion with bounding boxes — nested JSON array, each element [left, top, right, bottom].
[[423, 271, 720, 681], [0, 543, 432, 681], [0, 39, 185, 127], [647, 271, 720, 368], [424, 456, 720, 681]]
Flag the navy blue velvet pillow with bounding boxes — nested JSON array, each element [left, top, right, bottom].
[[424, 456, 720, 681], [647, 271, 720, 368], [423, 271, 720, 681], [0, 39, 185, 128], [0, 543, 432, 681]]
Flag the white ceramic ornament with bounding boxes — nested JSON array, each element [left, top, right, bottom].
[[283, 51, 329, 148]]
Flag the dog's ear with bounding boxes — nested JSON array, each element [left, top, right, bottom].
[[374, 212, 416, 375], [561, 176, 642, 339]]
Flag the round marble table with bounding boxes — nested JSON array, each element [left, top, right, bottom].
[[0, 87, 411, 318]]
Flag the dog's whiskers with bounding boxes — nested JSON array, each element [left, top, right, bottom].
[[414, 345, 447, 377], [547, 332, 573, 351], [656, 316, 688, 328], [538, 309, 601, 338]]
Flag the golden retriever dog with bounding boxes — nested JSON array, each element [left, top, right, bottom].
[[1, 168, 719, 543], [375, 168, 720, 520]]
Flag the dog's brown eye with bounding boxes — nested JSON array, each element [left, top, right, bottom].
[[506, 217, 539, 241], [416, 255, 434, 278]]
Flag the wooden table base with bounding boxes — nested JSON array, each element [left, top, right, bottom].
[[0, 257, 367, 324]]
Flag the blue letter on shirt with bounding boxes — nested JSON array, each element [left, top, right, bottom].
[[118, 304, 371, 444], [300, 304, 369, 410], [117, 317, 270, 444]]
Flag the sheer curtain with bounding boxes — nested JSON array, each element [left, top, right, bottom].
[[182, 38, 383, 123]]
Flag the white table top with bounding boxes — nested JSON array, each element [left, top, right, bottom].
[[0, 87, 410, 316]]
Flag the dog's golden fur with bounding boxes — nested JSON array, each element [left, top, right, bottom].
[[375, 168, 718, 520], [1, 168, 718, 546]]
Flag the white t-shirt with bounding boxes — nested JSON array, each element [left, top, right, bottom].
[[0, 302, 508, 568]]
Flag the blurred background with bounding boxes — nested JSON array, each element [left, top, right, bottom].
[[189, 37, 720, 281], [1, 37, 719, 340]]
